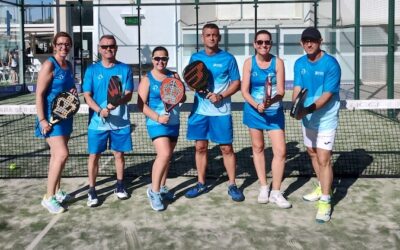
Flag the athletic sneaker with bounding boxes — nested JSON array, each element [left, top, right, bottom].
[[315, 200, 332, 223], [269, 192, 292, 209], [303, 184, 322, 202], [147, 187, 164, 211], [185, 182, 208, 198], [114, 183, 129, 200], [258, 186, 269, 204], [55, 189, 72, 204], [228, 184, 245, 202], [41, 195, 65, 214], [87, 192, 99, 207], [160, 185, 174, 201]]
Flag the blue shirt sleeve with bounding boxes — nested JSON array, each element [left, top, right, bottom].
[[323, 58, 341, 94], [293, 58, 303, 88], [228, 55, 240, 82], [125, 66, 134, 92], [82, 65, 93, 93]]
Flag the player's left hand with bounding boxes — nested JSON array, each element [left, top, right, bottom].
[[207, 93, 222, 104]]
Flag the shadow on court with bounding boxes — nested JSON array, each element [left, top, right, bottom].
[[332, 148, 373, 208]]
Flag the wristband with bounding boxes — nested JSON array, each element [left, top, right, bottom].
[[306, 103, 316, 114], [39, 118, 46, 122], [256, 103, 260, 110], [218, 94, 223, 100], [156, 115, 160, 122]]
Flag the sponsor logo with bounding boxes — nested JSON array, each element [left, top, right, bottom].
[[324, 141, 331, 145], [213, 63, 223, 68], [315, 71, 324, 76]]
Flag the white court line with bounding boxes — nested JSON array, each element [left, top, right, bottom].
[[26, 214, 61, 250]]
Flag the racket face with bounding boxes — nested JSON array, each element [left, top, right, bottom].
[[107, 75, 122, 106], [182, 60, 209, 92], [290, 88, 308, 118], [160, 77, 185, 112], [50, 91, 80, 124]]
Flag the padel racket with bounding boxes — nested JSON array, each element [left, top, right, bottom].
[[160, 77, 185, 114], [49, 91, 80, 126], [290, 88, 308, 119], [182, 60, 210, 94], [263, 75, 272, 106], [107, 75, 123, 107]]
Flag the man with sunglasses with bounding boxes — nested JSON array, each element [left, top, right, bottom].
[[82, 34, 134, 207], [292, 27, 341, 223], [184, 23, 245, 202]]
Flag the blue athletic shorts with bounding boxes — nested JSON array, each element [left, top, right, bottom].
[[146, 124, 180, 140], [87, 126, 132, 154], [187, 113, 233, 144], [243, 103, 285, 131]]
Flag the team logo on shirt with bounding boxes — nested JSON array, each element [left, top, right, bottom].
[[152, 85, 159, 91], [213, 63, 223, 68], [98, 74, 104, 80], [54, 73, 65, 80], [252, 72, 258, 77], [301, 69, 307, 75]]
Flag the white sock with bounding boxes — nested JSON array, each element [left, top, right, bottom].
[[260, 185, 269, 191], [320, 194, 331, 202], [270, 190, 280, 197]]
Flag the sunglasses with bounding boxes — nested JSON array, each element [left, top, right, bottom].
[[256, 40, 272, 46], [56, 43, 71, 48], [153, 56, 169, 62], [301, 39, 320, 44], [100, 45, 117, 50]]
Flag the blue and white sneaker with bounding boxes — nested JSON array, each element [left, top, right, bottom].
[[114, 183, 128, 200], [41, 195, 65, 214], [185, 182, 208, 198], [160, 185, 174, 201], [87, 192, 99, 207], [55, 189, 72, 204], [147, 188, 164, 211], [228, 184, 245, 202]]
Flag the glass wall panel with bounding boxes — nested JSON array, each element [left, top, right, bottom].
[[0, 3, 23, 85]]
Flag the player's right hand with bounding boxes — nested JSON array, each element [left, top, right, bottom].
[[40, 120, 51, 135], [158, 115, 169, 124]]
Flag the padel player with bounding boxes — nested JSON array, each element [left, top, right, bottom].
[[184, 23, 245, 202], [35, 32, 76, 214], [82, 35, 133, 207], [292, 27, 341, 223], [241, 30, 291, 208], [137, 46, 185, 211]]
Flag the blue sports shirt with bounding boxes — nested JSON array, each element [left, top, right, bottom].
[[293, 51, 341, 131], [82, 61, 134, 131], [249, 55, 282, 110], [189, 49, 240, 116]]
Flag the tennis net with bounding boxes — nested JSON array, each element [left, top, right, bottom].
[[1, 99, 399, 178]]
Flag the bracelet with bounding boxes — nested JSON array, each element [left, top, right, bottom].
[[256, 103, 260, 110], [156, 115, 160, 122], [97, 109, 102, 116], [39, 118, 46, 122], [218, 94, 223, 100]]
